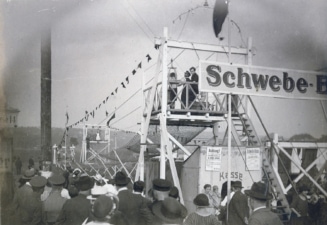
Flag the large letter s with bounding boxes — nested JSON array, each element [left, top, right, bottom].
[[206, 65, 221, 87]]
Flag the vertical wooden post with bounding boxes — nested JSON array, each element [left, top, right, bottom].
[[41, 25, 52, 162]]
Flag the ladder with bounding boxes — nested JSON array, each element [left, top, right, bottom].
[[262, 150, 291, 223]]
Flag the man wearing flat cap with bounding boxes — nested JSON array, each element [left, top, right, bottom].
[[245, 181, 283, 225], [56, 175, 94, 225], [227, 181, 249, 225], [43, 174, 67, 224], [19, 176, 47, 225]]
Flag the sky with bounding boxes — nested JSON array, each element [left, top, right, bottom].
[[1, 0, 327, 139]]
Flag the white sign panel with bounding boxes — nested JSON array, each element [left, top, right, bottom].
[[199, 61, 327, 100], [246, 148, 261, 171], [206, 147, 222, 171]]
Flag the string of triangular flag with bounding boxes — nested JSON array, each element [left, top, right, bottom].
[[65, 54, 152, 130]]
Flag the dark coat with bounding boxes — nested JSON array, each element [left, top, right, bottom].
[[227, 190, 249, 225], [117, 189, 153, 225], [248, 208, 283, 225], [56, 194, 91, 225], [18, 192, 43, 225]]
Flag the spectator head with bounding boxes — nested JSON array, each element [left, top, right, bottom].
[[232, 181, 243, 191], [30, 176, 47, 193], [75, 175, 94, 194], [204, 184, 211, 194], [213, 185, 219, 193], [48, 174, 65, 189], [169, 186, 180, 200], [114, 171, 130, 188], [92, 195, 114, 221], [133, 180, 145, 193], [22, 168, 36, 180], [68, 185, 79, 198], [152, 197, 187, 224], [244, 181, 273, 209], [193, 193, 210, 207], [298, 184, 310, 193], [152, 178, 171, 201]]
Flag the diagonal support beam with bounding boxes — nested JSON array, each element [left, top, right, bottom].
[[278, 146, 327, 196]]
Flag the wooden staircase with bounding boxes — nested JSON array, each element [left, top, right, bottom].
[[262, 150, 291, 223]]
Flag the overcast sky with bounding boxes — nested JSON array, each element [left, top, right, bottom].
[[1, 0, 326, 139]]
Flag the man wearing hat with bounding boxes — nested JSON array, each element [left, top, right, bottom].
[[227, 180, 249, 225], [245, 181, 283, 225], [12, 168, 36, 215], [19, 176, 47, 225], [114, 171, 151, 225], [56, 175, 94, 225], [43, 174, 67, 224], [152, 197, 187, 225]]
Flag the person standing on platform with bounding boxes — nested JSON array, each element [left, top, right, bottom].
[[245, 181, 283, 225], [189, 67, 199, 101], [227, 181, 249, 225], [181, 71, 192, 109]]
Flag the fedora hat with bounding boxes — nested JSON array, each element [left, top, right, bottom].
[[22, 168, 36, 180], [152, 197, 187, 223], [87, 184, 108, 200], [193, 193, 209, 207], [75, 176, 94, 191], [232, 181, 243, 188], [244, 182, 273, 200], [114, 171, 130, 186]]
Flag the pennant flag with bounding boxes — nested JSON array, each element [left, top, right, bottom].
[[65, 112, 69, 125], [213, 0, 228, 37], [146, 54, 152, 62], [137, 62, 142, 69], [99, 104, 101, 108], [107, 113, 116, 127], [106, 96, 109, 101], [115, 88, 118, 93], [85, 110, 88, 115], [121, 82, 126, 88], [91, 110, 94, 118], [103, 100, 105, 104], [126, 76, 129, 84], [132, 70, 136, 75], [96, 107, 98, 110], [106, 111, 109, 116], [111, 92, 114, 96]]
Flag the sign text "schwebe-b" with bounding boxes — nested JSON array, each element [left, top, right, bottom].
[[199, 61, 327, 100]]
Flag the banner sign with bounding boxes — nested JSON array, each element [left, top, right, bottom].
[[206, 146, 222, 171], [246, 148, 261, 171], [199, 61, 327, 100]]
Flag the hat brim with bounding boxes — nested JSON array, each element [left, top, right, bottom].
[[152, 201, 185, 224], [244, 190, 273, 200]]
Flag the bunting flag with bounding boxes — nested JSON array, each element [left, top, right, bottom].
[[106, 111, 109, 116], [65, 112, 69, 125], [107, 113, 116, 127], [64, 53, 152, 130], [213, 0, 228, 37], [146, 54, 152, 62]]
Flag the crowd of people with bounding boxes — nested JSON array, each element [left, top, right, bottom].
[[7, 160, 327, 225]]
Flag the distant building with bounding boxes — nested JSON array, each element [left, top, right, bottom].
[[0, 104, 20, 128]]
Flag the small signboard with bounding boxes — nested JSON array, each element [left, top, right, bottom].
[[246, 148, 261, 171], [205, 146, 222, 171]]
